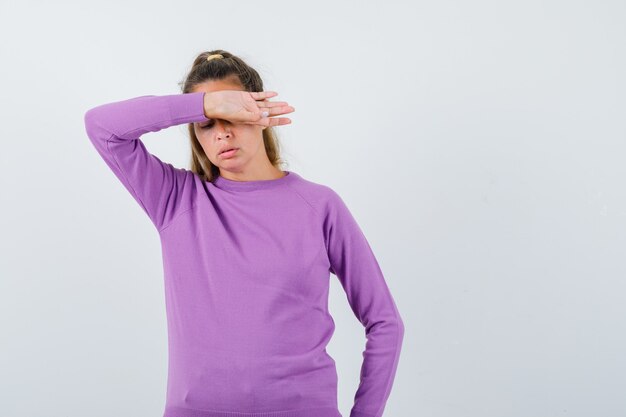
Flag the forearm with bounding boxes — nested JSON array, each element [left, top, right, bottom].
[[85, 92, 208, 143], [350, 315, 405, 417]]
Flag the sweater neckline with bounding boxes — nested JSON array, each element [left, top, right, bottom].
[[213, 170, 297, 191]]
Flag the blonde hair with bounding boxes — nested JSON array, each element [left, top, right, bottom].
[[178, 49, 286, 182]]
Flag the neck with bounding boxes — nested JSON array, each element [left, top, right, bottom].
[[218, 164, 285, 182]]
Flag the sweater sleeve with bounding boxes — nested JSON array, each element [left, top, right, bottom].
[[324, 190, 405, 417], [83, 92, 209, 231]]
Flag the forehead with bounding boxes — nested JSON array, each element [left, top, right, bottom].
[[191, 77, 244, 94]]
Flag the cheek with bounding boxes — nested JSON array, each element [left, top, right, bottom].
[[236, 128, 263, 150], [195, 136, 217, 162]]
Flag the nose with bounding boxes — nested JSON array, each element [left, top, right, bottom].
[[215, 119, 232, 139]]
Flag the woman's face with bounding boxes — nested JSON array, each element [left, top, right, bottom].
[[191, 77, 267, 174]]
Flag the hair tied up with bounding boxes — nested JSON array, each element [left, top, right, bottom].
[[206, 54, 224, 62]]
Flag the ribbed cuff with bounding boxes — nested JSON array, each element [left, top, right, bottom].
[[167, 91, 209, 124]]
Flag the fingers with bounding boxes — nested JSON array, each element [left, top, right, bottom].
[[274, 117, 292, 126], [264, 117, 292, 127], [251, 91, 294, 114], [244, 116, 292, 127], [248, 91, 294, 126], [253, 93, 295, 112], [260, 104, 295, 116], [251, 91, 278, 100], [257, 100, 289, 108]]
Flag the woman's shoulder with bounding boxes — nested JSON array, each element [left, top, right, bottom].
[[288, 171, 347, 214]]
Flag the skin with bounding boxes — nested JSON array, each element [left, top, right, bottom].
[[191, 77, 295, 182]]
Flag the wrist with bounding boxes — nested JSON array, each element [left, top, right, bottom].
[[202, 92, 217, 119]]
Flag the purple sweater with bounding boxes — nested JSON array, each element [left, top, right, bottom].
[[83, 92, 405, 417]]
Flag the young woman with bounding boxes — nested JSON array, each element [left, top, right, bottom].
[[84, 50, 404, 417]]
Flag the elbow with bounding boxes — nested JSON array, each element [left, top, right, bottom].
[[365, 312, 405, 339], [396, 314, 405, 336], [83, 108, 99, 139], [83, 107, 112, 147], [83, 106, 98, 126], [396, 314, 405, 347], [389, 313, 405, 344]]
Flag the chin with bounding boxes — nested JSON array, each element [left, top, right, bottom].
[[217, 159, 245, 170]]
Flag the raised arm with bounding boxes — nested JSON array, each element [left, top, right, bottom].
[[324, 190, 405, 417], [83, 92, 208, 231]]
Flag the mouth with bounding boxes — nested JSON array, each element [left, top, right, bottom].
[[219, 147, 239, 157]]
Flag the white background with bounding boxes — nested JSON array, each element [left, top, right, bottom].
[[1, 1, 625, 416]]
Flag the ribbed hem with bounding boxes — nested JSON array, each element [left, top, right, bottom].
[[349, 409, 377, 417], [164, 405, 342, 417]]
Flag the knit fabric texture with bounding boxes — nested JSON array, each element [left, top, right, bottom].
[[83, 92, 404, 417]]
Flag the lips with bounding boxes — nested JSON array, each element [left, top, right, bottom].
[[219, 147, 238, 155]]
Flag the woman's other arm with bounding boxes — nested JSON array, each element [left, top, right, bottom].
[[324, 190, 405, 417]]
